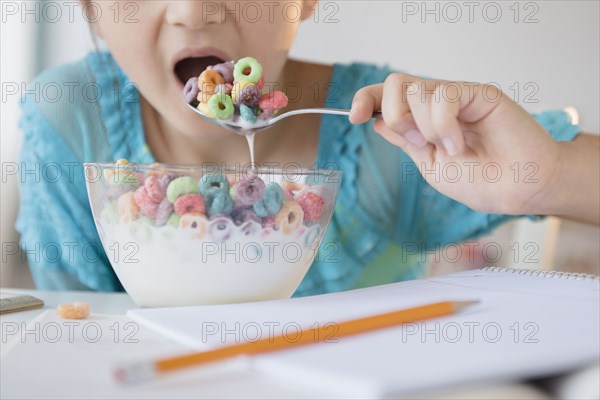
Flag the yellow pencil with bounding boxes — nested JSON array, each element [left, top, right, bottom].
[[115, 300, 478, 384]]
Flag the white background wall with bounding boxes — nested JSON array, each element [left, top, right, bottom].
[[2, 1, 599, 286]]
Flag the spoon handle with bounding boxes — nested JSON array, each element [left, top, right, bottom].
[[279, 108, 382, 119]]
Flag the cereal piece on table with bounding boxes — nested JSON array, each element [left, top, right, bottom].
[[57, 302, 90, 319]]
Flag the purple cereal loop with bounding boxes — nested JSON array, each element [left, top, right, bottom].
[[235, 176, 266, 206], [241, 220, 261, 237], [208, 215, 235, 241], [155, 198, 174, 226], [183, 77, 199, 104], [158, 173, 177, 193], [236, 85, 261, 108], [211, 62, 234, 84], [231, 207, 261, 226]]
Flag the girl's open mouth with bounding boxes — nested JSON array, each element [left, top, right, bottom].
[[174, 55, 225, 86]]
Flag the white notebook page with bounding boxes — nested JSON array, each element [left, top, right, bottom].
[[128, 269, 600, 397]]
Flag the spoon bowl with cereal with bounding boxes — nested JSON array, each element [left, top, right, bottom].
[[184, 57, 381, 136]]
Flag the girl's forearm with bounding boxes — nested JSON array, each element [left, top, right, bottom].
[[540, 134, 600, 225]]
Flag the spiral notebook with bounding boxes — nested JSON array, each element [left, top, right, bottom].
[[128, 268, 600, 397]]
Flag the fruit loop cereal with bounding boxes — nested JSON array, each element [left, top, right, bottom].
[[57, 302, 90, 319], [100, 161, 325, 241], [185, 57, 289, 124]]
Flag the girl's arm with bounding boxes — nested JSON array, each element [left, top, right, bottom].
[[541, 134, 600, 224]]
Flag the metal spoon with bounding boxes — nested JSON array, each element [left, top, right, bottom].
[[187, 103, 382, 135]]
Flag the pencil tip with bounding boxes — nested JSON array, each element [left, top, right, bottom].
[[452, 300, 480, 311]]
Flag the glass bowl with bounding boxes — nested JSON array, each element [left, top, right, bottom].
[[84, 162, 341, 307]]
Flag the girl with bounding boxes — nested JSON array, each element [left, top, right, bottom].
[[17, 1, 599, 293]]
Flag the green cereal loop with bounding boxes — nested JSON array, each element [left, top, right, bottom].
[[208, 93, 234, 120], [233, 57, 262, 84], [100, 203, 118, 225], [166, 176, 200, 203], [167, 213, 180, 228], [138, 216, 154, 226], [129, 218, 153, 240], [199, 173, 230, 195]]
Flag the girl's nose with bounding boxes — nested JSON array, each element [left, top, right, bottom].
[[166, 1, 223, 29]]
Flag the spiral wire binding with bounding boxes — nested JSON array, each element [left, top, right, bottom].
[[483, 267, 599, 282]]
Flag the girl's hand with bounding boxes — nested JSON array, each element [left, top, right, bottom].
[[350, 73, 566, 216]]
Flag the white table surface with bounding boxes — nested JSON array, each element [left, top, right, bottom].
[[0, 288, 594, 400]]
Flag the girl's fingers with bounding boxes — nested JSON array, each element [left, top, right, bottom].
[[430, 83, 466, 156], [373, 119, 434, 164], [350, 84, 384, 124], [381, 74, 418, 134], [406, 81, 440, 149], [458, 82, 503, 123]]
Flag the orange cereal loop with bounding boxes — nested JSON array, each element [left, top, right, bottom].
[[275, 201, 304, 235], [147, 162, 165, 176], [282, 182, 305, 200], [57, 302, 90, 319], [118, 191, 140, 223], [179, 212, 209, 239], [197, 70, 225, 103], [116, 159, 129, 165]]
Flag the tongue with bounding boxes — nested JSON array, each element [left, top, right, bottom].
[[175, 56, 224, 85]]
